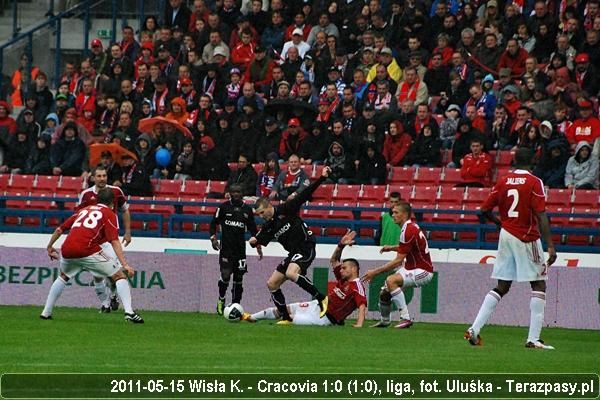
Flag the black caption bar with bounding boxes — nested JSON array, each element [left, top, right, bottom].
[[1, 373, 598, 399]]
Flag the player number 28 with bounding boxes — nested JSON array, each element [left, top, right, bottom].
[[507, 189, 519, 218], [72, 209, 103, 229]]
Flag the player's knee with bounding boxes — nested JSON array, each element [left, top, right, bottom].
[[220, 273, 231, 282], [93, 277, 103, 283], [266, 279, 279, 291], [60, 272, 70, 282], [111, 271, 126, 282], [493, 286, 509, 297], [385, 274, 403, 290], [530, 280, 546, 292]]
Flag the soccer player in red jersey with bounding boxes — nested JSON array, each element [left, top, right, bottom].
[[243, 231, 367, 326], [362, 201, 434, 329], [40, 188, 143, 323], [465, 148, 557, 349], [79, 165, 131, 312]]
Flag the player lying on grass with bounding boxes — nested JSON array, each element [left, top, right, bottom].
[[40, 188, 143, 323], [243, 230, 367, 326], [362, 201, 434, 329], [249, 165, 332, 324]]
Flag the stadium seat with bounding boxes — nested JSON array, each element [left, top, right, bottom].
[[182, 197, 204, 214], [335, 184, 360, 202], [55, 193, 78, 210], [328, 201, 355, 235], [389, 166, 416, 185], [413, 203, 436, 222], [569, 207, 598, 228], [128, 197, 153, 213], [546, 188, 572, 208], [313, 165, 325, 178], [411, 185, 439, 206], [360, 185, 386, 201], [311, 184, 334, 201], [149, 197, 176, 216], [440, 167, 462, 185], [437, 186, 465, 205], [0, 174, 9, 191], [5, 191, 28, 209], [432, 204, 461, 223], [34, 175, 61, 192], [9, 174, 35, 190], [415, 167, 442, 185], [300, 164, 313, 177], [546, 206, 570, 226], [155, 179, 183, 196], [460, 204, 482, 224], [357, 202, 385, 220], [387, 185, 413, 201], [208, 181, 227, 196], [441, 149, 452, 165], [180, 180, 208, 198], [571, 189, 599, 207], [496, 151, 514, 166], [464, 187, 491, 204], [253, 163, 264, 175], [57, 176, 84, 194], [302, 202, 331, 219]]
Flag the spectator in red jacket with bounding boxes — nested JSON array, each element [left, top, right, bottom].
[[231, 29, 256, 72], [279, 118, 307, 159], [0, 101, 17, 135], [566, 99, 600, 150], [497, 38, 529, 77], [382, 120, 412, 167], [459, 138, 493, 187]]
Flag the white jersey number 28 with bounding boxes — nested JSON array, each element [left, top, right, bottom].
[[72, 209, 103, 229]]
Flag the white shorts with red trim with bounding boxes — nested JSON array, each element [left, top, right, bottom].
[[61, 250, 120, 279], [394, 267, 433, 288], [491, 228, 547, 282], [288, 300, 332, 326]]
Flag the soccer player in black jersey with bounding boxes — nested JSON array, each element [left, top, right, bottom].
[[210, 184, 263, 315], [249, 166, 332, 324]]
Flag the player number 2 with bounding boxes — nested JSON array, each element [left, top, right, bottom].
[[507, 189, 519, 218], [72, 210, 103, 229]]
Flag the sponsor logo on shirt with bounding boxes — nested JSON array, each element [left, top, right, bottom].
[[273, 223, 291, 240]]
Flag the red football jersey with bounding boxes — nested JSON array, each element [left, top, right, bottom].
[[77, 185, 128, 213], [397, 220, 434, 272], [327, 264, 367, 324], [482, 169, 546, 242], [60, 205, 120, 258]]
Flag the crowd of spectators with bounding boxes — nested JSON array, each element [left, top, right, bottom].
[[1, 0, 600, 199]]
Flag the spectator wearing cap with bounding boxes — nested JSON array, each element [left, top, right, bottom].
[[231, 29, 256, 71], [424, 51, 450, 96], [52, 93, 70, 122], [494, 67, 517, 98], [274, 80, 291, 100], [244, 46, 275, 91], [224, 68, 242, 101], [164, 0, 192, 31], [500, 85, 521, 117], [156, 44, 180, 81], [439, 104, 462, 149], [202, 30, 230, 64], [256, 117, 282, 163], [279, 118, 308, 160], [261, 11, 286, 53], [497, 38, 529, 77], [150, 77, 171, 116], [306, 12, 340, 47], [88, 39, 108, 77], [574, 53, 600, 97], [229, 14, 258, 50], [367, 46, 402, 84], [354, 47, 375, 77], [566, 99, 600, 151], [281, 27, 311, 59], [134, 42, 155, 77]]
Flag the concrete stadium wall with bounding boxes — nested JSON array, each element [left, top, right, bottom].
[[1, 239, 598, 330]]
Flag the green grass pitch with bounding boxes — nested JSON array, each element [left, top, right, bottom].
[[1, 305, 598, 374]]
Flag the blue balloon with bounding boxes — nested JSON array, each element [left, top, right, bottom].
[[155, 148, 171, 167]]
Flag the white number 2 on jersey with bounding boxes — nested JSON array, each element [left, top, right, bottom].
[[507, 189, 519, 218], [72, 209, 103, 229]]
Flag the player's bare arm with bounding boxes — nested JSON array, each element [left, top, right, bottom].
[[255, 244, 263, 260], [46, 227, 64, 260], [330, 230, 356, 267], [353, 303, 366, 328], [361, 253, 407, 283], [122, 209, 132, 247], [481, 207, 502, 228], [109, 239, 134, 277], [379, 245, 399, 253], [537, 211, 557, 267]]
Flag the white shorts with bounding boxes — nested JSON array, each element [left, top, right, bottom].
[[289, 300, 332, 326], [100, 242, 122, 267], [491, 229, 547, 283], [393, 267, 433, 289], [61, 250, 120, 279]]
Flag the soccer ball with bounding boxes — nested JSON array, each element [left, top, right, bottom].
[[224, 303, 244, 322]]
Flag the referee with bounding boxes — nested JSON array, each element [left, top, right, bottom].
[[210, 184, 262, 315]]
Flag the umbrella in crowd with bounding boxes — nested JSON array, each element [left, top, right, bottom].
[[138, 116, 193, 139], [89, 142, 138, 167]]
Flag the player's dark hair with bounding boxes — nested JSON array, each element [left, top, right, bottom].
[[389, 191, 401, 199], [514, 148, 534, 168], [97, 187, 114, 206], [396, 201, 412, 216], [93, 165, 107, 175], [254, 197, 270, 210], [470, 137, 482, 145], [342, 258, 360, 272]]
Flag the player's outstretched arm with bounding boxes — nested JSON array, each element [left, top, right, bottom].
[[281, 167, 332, 211], [379, 245, 399, 253], [330, 230, 356, 267], [353, 304, 366, 328], [46, 227, 64, 260], [537, 211, 557, 267], [110, 239, 134, 277], [361, 253, 407, 283]]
